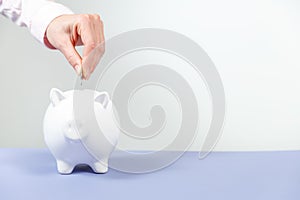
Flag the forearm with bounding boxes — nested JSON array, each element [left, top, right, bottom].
[[0, 0, 73, 45]]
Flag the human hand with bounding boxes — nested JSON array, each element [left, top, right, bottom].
[[45, 14, 105, 80]]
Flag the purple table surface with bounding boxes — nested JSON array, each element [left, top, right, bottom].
[[0, 148, 300, 200]]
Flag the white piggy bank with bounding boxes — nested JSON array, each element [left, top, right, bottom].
[[43, 88, 119, 174]]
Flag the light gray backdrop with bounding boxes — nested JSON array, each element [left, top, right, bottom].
[[0, 0, 299, 151]]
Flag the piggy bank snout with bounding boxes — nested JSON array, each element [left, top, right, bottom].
[[63, 119, 88, 141]]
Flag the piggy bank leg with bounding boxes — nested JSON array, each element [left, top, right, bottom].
[[56, 160, 74, 174], [91, 158, 108, 173]]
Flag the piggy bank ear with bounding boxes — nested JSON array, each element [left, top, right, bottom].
[[50, 88, 65, 107], [95, 92, 110, 109]]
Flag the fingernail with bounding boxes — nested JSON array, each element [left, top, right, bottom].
[[75, 65, 82, 77]]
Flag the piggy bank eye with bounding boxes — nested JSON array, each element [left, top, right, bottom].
[[66, 120, 74, 129], [66, 122, 72, 132]]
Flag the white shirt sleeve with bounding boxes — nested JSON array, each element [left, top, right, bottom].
[[0, 0, 73, 46]]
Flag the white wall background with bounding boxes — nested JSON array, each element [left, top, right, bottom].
[[0, 0, 299, 151]]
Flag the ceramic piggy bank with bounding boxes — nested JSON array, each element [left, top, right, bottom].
[[43, 88, 119, 174]]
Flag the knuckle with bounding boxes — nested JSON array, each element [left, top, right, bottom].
[[99, 19, 103, 26], [93, 14, 101, 21], [94, 45, 105, 57], [56, 42, 65, 51], [66, 52, 76, 63], [88, 42, 97, 49], [78, 14, 103, 26], [79, 14, 91, 23]]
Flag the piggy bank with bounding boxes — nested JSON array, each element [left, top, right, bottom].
[[43, 88, 119, 174]]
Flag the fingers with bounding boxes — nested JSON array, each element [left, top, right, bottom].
[[79, 14, 104, 57], [58, 39, 82, 76], [81, 44, 104, 79], [45, 14, 105, 80], [76, 14, 105, 79], [45, 15, 83, 76]]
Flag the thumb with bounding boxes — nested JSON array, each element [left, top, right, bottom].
[[59, 40, 82, 76]]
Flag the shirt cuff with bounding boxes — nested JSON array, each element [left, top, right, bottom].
[[29, 1, 73, 48]]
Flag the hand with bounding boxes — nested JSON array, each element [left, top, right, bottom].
[[45, 14, 105, 80]]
